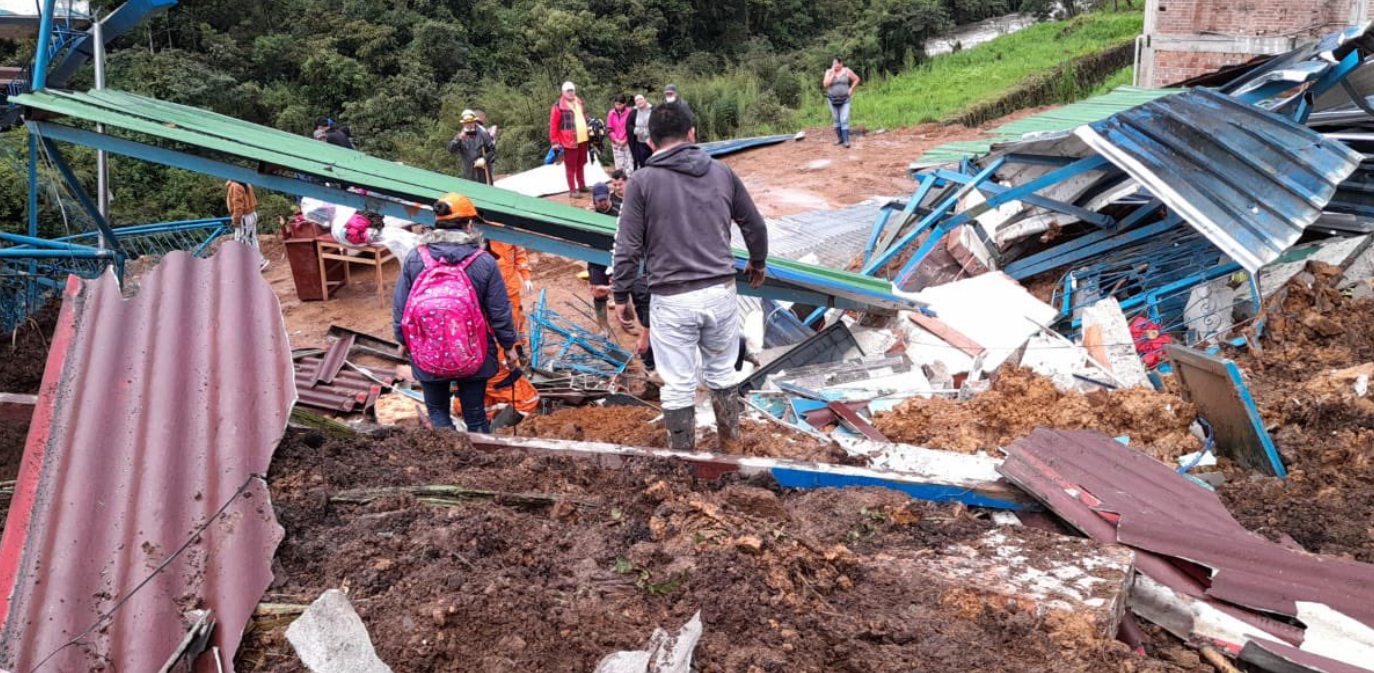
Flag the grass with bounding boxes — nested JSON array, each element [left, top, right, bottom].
[[1087, 66, 1137, 96], [801, 10, 1144, 129]]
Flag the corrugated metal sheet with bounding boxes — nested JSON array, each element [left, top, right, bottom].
[[14, 89, 910, 312], [914, 86, 1183, 167], [733, 201, 884, 270], [1000, 428, 1374, 663], [1075, 88, 1363, 272], [700, 133, 798, 158], [0, 242, 295, 672]]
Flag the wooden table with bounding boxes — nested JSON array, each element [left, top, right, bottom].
[[316, 237, 397, 306]]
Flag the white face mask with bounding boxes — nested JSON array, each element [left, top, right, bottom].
[[665, 95, 676, 102]]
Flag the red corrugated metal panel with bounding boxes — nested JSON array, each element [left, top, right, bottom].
[[0, 242, 295, 673], [1000, 427, 1374, 656]]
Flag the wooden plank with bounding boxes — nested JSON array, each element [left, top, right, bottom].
[[0, 394, 37, 422], [826, 401, 889, 442], [908, 313, 986, 358]]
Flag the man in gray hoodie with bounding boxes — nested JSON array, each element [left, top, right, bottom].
[[612, 103, 768, 450]]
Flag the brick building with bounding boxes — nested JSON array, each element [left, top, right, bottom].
[[1137, 0, 1370, 87]]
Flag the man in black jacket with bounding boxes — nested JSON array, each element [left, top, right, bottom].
[[612, 103, 767, 450]]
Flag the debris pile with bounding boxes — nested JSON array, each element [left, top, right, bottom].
[[240, 426, 1182, 673], [874, 365, 1201, 458]]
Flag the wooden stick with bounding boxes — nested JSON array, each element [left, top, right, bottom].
[[1201, 647, 1243, 673], [331, 484, 599, 509]]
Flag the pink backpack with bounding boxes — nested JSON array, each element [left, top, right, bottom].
[[401, 246, 489, 378]]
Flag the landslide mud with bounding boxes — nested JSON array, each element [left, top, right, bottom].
[[239, 426, 1198, 673]]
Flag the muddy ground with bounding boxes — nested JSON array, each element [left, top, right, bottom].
[[719, 115, 1044, 219], [873, 366, 1203, 460], [0, 301, 59, 394], [512, 405, 851, 463], [241, 426, 1204, 673], [0, 417, 28, 537], [1218, 263, 1374, 563]]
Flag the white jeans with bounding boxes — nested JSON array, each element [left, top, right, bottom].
[[650, 281, 740, 410], [234, 211, 259, 250], [612, 143, 634, 174]]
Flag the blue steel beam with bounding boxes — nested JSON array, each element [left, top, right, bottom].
[[890, 157, 1115, 288], [27, 133, 39, 237], [30, 0, 58, 91], [0, 231, 104, 250], [46, 0, 180, 88], [31, 121, 890, 312], [0, 249, 117, 259], [31, 121, 436, 226], [930, 167, 1116, 228], [863, 158, 1006, 275], [37, 137, 125, 255], [1002, 216, 1181, 280]]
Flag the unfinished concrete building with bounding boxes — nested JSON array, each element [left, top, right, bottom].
[[1137, 0, 1371, 86]]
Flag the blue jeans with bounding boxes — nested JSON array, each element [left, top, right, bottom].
[[829, 98, 851, 131], [420, 378, 490, 432]]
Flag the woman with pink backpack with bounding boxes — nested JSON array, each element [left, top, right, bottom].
[[393, 192, 520, 432]]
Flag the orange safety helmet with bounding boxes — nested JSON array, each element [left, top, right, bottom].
[[434, 192, 479, 221]]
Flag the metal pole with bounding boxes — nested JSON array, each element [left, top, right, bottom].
[[31, 0, 59, 91], [94, 16, 109, 247], [27, 132, 39, 237]]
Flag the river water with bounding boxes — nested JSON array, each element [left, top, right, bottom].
[[925, 13, 1040, 57]]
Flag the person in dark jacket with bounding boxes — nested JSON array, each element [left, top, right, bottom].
[[393, 192, 520, 432], [627, 95, 653, 171], [612, 103, 767, 450], [448, 111, 497, 184], [314, 116, 355, 149]]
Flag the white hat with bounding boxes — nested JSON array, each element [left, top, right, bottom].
[[562, 81, 576, 92]]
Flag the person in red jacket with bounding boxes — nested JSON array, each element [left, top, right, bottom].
[[549, 81, 591, 199]]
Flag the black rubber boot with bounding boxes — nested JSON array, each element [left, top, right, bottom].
[[665, 407, 696, 451], [834, 126, 843, 145], [710, 387, 742, 450], [842, 129, 851, 148]]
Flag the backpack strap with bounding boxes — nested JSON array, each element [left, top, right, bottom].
[[455, 249, 484, 272], [418, 245, 439, 269]]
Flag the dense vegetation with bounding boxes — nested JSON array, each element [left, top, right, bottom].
[[1, 0, 1135, 236]]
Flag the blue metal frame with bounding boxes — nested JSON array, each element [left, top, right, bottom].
[[31, 121, 904, 312], [863, 158, 1005, 276], [30, 121, 437, 227], [30, 0, 59, 91], [37, 136, 124, 255], [1002, 215, 1181, 280], [891, 156, 1114, 288]]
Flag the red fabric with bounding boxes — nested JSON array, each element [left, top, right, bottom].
[[1129, 316, 1174, 369], [563, 142, 588, 192], [548, 97, 586, 149]]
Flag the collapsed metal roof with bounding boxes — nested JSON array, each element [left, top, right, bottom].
[[1075, 88, 1363, 272], [13, 88, 913, 313], [0, 242, 295, 672], [999, 428, 1374, 668]]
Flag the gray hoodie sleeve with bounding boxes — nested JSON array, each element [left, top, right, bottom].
[[612, 178, 647, 303], [729, 169, 768, 265]]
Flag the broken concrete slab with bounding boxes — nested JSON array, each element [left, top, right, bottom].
[[593, 612, 703, 673], [286, 589, 393, 673], [866, 528, 1134, 640], [1079, 298, 1151, 388], [906, 272, 1057, 374]]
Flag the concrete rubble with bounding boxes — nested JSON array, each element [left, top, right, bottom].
[[286, 590, 394, 673]]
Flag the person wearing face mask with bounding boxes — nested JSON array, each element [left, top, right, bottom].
[[448, 110, 498, 184], [662, 84, 691, 117]]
